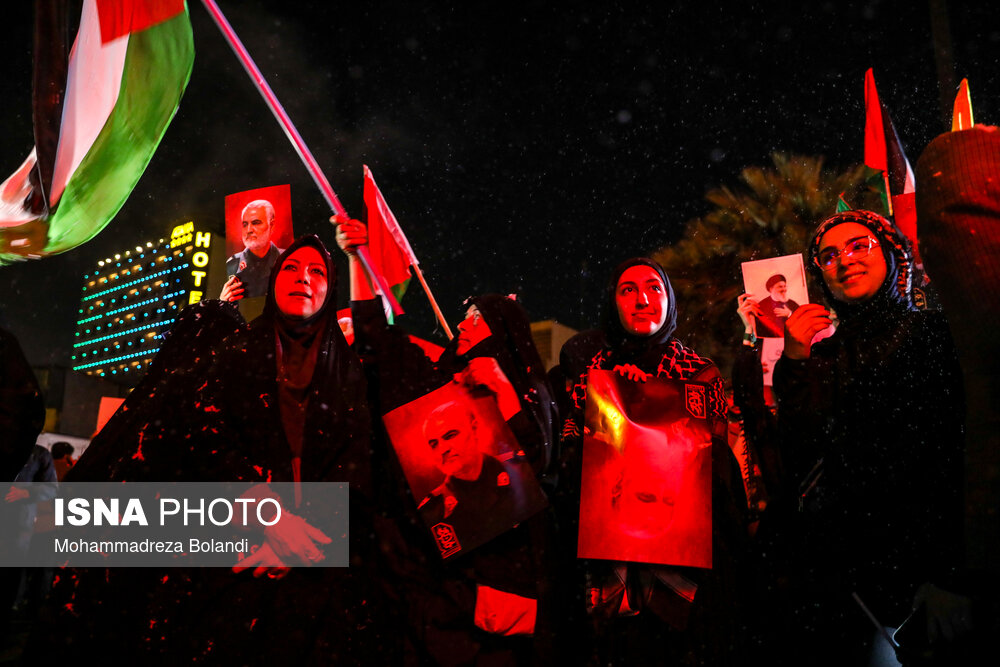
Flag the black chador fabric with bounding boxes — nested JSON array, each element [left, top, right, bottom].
[[772, 211, 965, 661], [67, 298, 248, 482], [351, 294, 557, 666], [24, 299, 247, 662], [174, 235, 392, 664], [202, 235, 371, 488], [554, 257, 748, 666], [29, 237, 395, 664], [0, 326, 44, 482]]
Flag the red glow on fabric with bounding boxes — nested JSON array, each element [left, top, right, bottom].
[[474, 584, 537, 635], [96, 396, 125, 433], [408, 335, 444, 362], [891, 192, 920, 263], [578, 370, 713, 568], [95, 0, 186, 44]]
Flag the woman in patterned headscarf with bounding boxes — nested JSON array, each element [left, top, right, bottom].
[[771, 210, 965, 663]]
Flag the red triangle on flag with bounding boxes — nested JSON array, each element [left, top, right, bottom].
[[96, 0, 186, 44]]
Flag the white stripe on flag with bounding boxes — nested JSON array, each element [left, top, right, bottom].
[[49, 0, 129, 206]]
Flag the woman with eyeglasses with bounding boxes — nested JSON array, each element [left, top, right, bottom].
[[769, 210, 965, 663]]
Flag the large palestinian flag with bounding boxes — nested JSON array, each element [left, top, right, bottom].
[[0, 0, 194, 264]]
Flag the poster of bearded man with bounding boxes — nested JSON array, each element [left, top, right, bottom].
[[223, 184, 295, 300], [383, 382, 548, 559]]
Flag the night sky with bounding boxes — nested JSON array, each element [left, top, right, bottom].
[[1, 1, 998, 368]]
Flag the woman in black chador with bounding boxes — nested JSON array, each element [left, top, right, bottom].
[[31, 236, 395, 663], [336, 216, 558, 666], [178, 234, 395, 664], [771, 210, 964, 664], [555, 257, 748, 666]]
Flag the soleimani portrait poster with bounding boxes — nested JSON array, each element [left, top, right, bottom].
[[383, 382, 547, 559], [223, 184, 295, 297]]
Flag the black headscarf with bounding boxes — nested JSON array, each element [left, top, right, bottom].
[[807, 209, 915, 326], [439, 294, 545, 388], [602, 257, 679, 364], [252, 235, 365, 476]]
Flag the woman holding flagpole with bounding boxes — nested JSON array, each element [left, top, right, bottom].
[[335, 214, 559, 665]]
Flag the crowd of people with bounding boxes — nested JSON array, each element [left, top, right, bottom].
[[2, 126, 998, 665]]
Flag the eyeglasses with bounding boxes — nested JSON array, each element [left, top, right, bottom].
[[814, 236, 880, 271]]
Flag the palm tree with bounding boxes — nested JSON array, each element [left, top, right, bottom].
[[652, 153, 881, 376]]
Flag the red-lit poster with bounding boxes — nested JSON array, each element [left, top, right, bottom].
[[578, 370, 713, 568], [223, 184, 295, 298], [383, 382, 548, 559]]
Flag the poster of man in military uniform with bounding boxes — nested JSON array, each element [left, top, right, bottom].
[[383, 383, 547, 558]]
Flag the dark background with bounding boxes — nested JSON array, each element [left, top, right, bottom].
[[1, 0, 998, 367]]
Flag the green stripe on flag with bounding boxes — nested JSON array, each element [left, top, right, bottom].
[[386, 278, 411, 325], [862, 166, 890, 219], [44, 8, 194, 255]]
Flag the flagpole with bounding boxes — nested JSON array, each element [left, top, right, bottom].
[[198, 0, 402, 316], [412, 264, 454, 340]]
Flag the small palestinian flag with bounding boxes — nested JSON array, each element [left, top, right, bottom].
[[363, 165, 418, 312], [862, 68, 918, 260]]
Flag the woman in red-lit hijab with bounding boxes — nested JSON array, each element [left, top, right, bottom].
[[179, 235, 396, 664], [555, 257, 748, 666]]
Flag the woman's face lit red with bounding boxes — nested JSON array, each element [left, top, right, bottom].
[[616, 265, 668, 336], [274, 246, 328, 319], [455, 305, 491, 355]]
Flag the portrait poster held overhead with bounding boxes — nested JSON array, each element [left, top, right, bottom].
[[578, 370, 713, 569], [382, 382, 548, 559], [224, 184, 295, 298], [740, 254, 809, 338]]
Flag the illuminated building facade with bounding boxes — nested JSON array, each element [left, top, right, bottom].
[[71, 222, 224, 384]]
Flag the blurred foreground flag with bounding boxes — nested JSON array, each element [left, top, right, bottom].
[[0, 0, 193, 264], [363, 165, 417, 305], [862, 68, 917, 257]]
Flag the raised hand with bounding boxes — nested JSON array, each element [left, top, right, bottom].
[[783, 304, 832, 360]]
